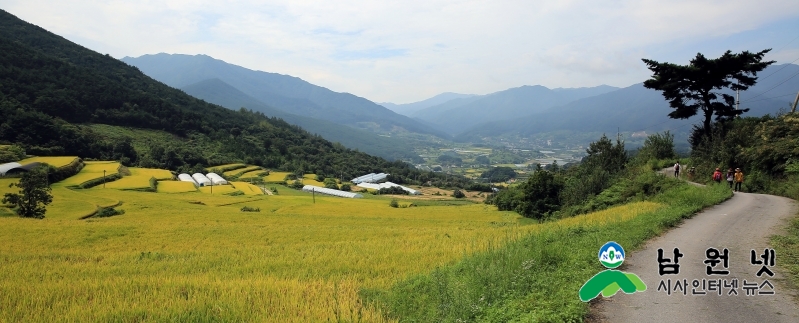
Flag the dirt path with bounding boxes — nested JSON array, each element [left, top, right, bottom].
[[594, 173, 799, 322]]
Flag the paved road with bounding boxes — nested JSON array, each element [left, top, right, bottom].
[[594, 182, 799, 322]]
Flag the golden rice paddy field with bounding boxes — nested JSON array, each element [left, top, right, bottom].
[[263, 171, 291, 182], [18, 156, 79, 168], [92, 167, 173, 190], [157, 181, 198, 193], [198, 184, 240, 195], [223, 165, 262, 177], [0, 161, 664, 322], [207, 163, 245, 172], [60, 161, 122, 186], [231, 181, 265, 195]]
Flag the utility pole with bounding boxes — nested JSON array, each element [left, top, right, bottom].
[[103, 170, 106, 188], [312, 187, 315, 203], [791, 90, 799, 113]]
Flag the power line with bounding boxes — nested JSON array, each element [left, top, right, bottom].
[[741, 68, 799, 103], [750, 55, 799, 84], [739, 92, 797, 104]]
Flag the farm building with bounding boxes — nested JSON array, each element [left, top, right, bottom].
[[206, 173, 228, 185], [191, 173, 212, 187], [351, 173, 389, 184], [0, 162, 43, 176], [178, 173, 199, 187], [356, 181, 420, 195], [0, 162, 22, 176], [302, 185, 363, 198]]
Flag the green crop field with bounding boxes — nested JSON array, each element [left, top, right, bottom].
[[60, 161, 121, 186], [157, 181, 198, 193], [18, 156, 79, 168]]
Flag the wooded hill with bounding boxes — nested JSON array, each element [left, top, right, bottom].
[[0, 9, 461, 186]]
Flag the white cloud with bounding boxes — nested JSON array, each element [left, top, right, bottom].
[[3, 0, 799, 103]]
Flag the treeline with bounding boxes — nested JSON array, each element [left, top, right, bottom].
[[487, 132, 678, 220], [0, 9, 469, 186], [688, 113, 799, 196]]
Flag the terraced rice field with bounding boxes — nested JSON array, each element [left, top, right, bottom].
[[263, 171, 291, 182], [237, 169, 267, 179], [207, 163, 246, 172], [60, 161, 121, 186], [198, 184, 240, 195], [18, 156, 79, 168], [93, 167, 173, 190], [231, 181, 265, 195], [157, 181, 197, 193], [223, 166, 262, 177]]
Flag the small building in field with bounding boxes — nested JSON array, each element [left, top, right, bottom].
[[191, 173, 212, 187], [206, 173, 228, 185]]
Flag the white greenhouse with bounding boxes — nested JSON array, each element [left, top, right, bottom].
[[192, 173, 212, 187], [0, 162, 22, 176], [206, 173, 228, 185], [356, 181, 420, 195], [351, 172, 389, 184], [178, 173, 199, 187], [302, 185, 363, 198]]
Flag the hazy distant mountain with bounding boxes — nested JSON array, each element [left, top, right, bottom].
[[121, 53, 449, 138], [381, 92, 477, 116], [456, 64, 799, 142], [411, 85, 618, 135], [181, 78, 421, 162], [551, 85, 621, 101]]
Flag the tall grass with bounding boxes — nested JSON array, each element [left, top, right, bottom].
[[365, 182, 732, 322]]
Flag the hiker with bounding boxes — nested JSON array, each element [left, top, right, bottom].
[[712, 168, 723, 184], [734, 168, 744, 192], [674, 162, 681, 178], [726, 168, 735, 189]]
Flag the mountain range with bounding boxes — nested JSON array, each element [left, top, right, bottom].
[[121, 54, 448, 140]]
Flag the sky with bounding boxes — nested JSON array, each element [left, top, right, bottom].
[[3, 0, 799, 104]]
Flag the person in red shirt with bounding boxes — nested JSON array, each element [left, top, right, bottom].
[[712, 168, 723, 184]]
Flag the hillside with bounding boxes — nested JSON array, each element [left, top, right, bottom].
[[121, 53, 450, 138], [180, 78, 422, 162], [457, 67, 797, 142], [381, 92, 477, 116], [0, 9, 432, 181], [412, 85, 619, 135]]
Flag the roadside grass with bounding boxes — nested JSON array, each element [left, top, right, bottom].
[[157, 181, 198, 193], [771, 216, 799, 299], [18, 156, 79, 168], [364, 182, 732, 322]]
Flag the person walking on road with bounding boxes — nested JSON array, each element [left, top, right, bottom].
[[674, 161, 681, 178], [734, 168, 744, 192], [726, 168, 735, 189], [712, 168, 723, 184]]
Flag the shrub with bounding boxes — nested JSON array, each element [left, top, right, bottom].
[[240, 206, 261, 212], [389, 199, 399, 208], [378, 186, 408, 195], [289, 181, 304, 189], [340, 184, 351, 191], [452, 189, 465, 198], [95, 207, 125, 218]]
